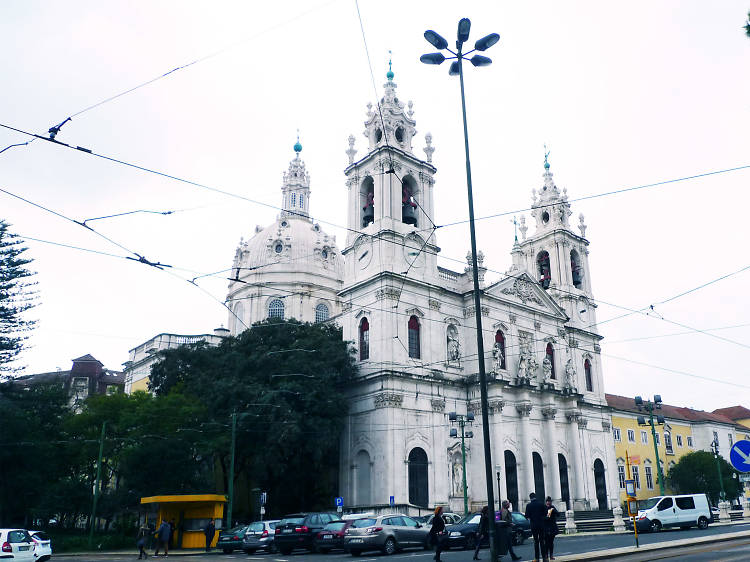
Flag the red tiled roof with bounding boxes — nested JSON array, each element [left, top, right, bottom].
[[605, 393, 736, 425], [713, 406, 750, 421]]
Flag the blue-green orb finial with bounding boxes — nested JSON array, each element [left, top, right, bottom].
[[387, 50, 394, 80], [294, 130, 302, 153], [543, 144, 550, 170]]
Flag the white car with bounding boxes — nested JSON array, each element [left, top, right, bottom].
[[0, 529, 36, 561], [28, 531, 52, 561]]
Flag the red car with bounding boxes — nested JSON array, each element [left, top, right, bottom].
[[313, 519, 358, 553]]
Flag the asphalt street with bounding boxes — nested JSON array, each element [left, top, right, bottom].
[[62, 522, 750, 561]]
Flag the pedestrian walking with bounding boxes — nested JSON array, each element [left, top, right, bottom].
[[524, 492, 548, 562], [153, 519, 171, 557], [136, 524, 149, 559], [472, 506, 489, 560], [501, 500, 522, 561], [429, 506, 446, 562], [543, 496, 560, 561], [203, 518, 216, 552], [168, 518, 176, 551]]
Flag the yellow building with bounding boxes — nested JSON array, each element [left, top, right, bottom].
[[607, 394, 739, 505]]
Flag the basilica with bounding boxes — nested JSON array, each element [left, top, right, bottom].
[[227, 70, 617, 513]]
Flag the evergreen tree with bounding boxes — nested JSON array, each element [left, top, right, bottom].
[[0, 221, 36, 378], [666, 450, 741, 505]]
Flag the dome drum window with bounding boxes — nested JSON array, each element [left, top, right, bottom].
[[268, 298, 285, 319], [315, 303, 329, 323]]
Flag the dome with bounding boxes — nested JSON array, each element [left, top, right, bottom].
[[236, 215, 344, 279]]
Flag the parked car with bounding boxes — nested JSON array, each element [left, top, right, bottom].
[[509, 511, 532, 545], [242, 520, 279, 554], [633, 493, 711, 532], [313, 519, 358, 553], [424, 512, 462, 527], [343, 514, 430, 556], [0, 529, 36, 561], [444, 511, 483, 550], [28, 531, 52, 562], [274, 512, 339, 554], [216, 524, 250, 553]]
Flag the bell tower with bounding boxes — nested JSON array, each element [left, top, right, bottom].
[[342, 66, 439, 283], [280, 136, 311, 219], [516, 152, 597, 329]]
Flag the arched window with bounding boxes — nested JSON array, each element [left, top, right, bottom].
[[291, 193, 297, 207], [538, 251, 551, 289], [504, 450, 519, 510], [558, 454, 571, 510], [233, 302, 245, 333], [593, 459, 607, 510], [359, 317, 370, 361], [355, 450, 371, 505], [533, 451, 545, 499], [315, 303, 329, 323], [268, 298, 284, 319], [408, 315, 421, 359], [361, 177, 375, 227], [408, 447, 429, 507], [585, 358, 593, 392], [494, 330, 506, 370], [570, 249, 583, 289], [545, 343, 556, 380]]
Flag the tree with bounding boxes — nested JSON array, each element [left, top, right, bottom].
[[0, 221, 36, 378], [149, 319, 358, 517], [666, 451, 742, 505], [745, 11, 750, 38]]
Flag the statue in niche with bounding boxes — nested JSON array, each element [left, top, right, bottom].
[[447, 325, 460, 363], [492, 342, 504, 374], [452, 458, 464, 496], [542, 356, 553, 382], [564, 358, 577, 389], [518, 355, 529, 383]]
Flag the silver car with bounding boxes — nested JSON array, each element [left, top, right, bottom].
[[344, 514, 429, 556]]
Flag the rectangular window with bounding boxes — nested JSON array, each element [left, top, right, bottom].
[[654, 432, 660, 446], [627, 429, 635, 443], [613, 428, 621, 442], [664, 433, 674, 454], [675, 497, 695, 510], [632, 466, 641, 489], [641, 430, 648, 444], [676, 435, 683, 447], [645, 466, 654, 490], [687, 436, 693, 447], [618, 465, 626, 489]]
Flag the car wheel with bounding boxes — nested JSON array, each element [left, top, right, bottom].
[[383, 537, 397, 555], [698, 516, 709, 529], [650, 520, 662, 533], [465, 534, 476, 550]]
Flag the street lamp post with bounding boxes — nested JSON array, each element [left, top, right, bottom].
[[88, 420, 107, 549], [711, 438, 726, 502], [421, 19, 500, 560], [635, 395, 666, 495], [449, 412, 475, 515]]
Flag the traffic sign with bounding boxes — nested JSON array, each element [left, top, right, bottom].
[[389, 495, 395, 507], [335, 496, 344, 507], [730, 440, 750, 473]]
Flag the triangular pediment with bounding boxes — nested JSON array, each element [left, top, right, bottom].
[[485, 272, 568, 320]]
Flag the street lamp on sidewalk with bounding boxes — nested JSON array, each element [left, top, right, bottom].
[[711, 438, 726, 502], [421, 18, 500, 560], [635, 395, 666, 495]]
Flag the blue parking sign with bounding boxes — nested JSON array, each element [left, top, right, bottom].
[[335, 496, 344, 507], [389, 495, 395, 507]]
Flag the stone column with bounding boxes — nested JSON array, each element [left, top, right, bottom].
[[566, 410, 586, 509], [542, 404, 561, 504], [516, 400, 534, 509]]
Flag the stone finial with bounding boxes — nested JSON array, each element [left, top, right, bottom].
[[578, 213, 587, 238], [366, 102, 374, 118], [519, 216, 528, 240], [408, 100, 414, 118], [424, 132, 435, 163], [346, 134, 357, 165]]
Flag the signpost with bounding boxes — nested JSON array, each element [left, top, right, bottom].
[[389, 495, 395, 508], [730, 440, 750, 473], [335, 496, 344, 514]]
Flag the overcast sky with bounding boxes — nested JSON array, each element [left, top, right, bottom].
[[2, 1, 749, 412]]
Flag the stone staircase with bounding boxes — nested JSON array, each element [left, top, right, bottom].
[[556, 509, 614, 533]]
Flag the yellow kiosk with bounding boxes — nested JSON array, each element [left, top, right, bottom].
[[140, 494, 226, 549]]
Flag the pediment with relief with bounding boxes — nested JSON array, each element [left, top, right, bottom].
[[486, 272, 568, 320]]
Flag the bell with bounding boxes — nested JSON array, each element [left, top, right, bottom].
[[402, 203, 418, 226], [362, 204, 374, 227]]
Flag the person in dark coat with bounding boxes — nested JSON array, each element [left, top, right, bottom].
[[501, 500, 522, 561], [203, 518, 216, 552], [543, 496, 560, 561], [154, 519, 171, 557], [136, 524, 149, 559], [472, 506, 489, 560], [168, 518, 176, 550], [524, 492, 548, 562], [429, 506, 446, 562]]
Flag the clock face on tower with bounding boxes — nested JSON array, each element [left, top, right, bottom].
[[403, 234, 426, 269], [354, 236, 373, 270]]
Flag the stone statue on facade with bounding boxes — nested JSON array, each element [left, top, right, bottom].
[[542, 356, 553, 382], [564, 358, 577, 390], [452, 459, 464, 496], [447, 325, 460, 363], [491, 342, 504, 374]]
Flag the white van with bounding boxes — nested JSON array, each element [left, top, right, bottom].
[[634, 493, 711, 532]]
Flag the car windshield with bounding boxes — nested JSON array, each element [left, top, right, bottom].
[[225, 525, 246, 534], [324, 522, 346, 531], [639, 497, 662, 510], [352, 518, 377, 528], [457, 513, 480, 524], [280, 517, 305, 525]]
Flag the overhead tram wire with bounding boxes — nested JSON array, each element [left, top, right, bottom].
[[6, 120, 750, 344]]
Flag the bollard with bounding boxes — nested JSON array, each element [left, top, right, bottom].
[[719, 500, 731, 522], [565, 509, 577, 534], [743, 496, 750, 519], [612, 505, 626, 531]]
